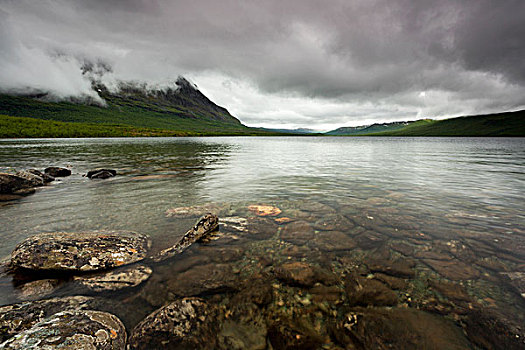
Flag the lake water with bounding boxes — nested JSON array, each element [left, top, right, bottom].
[[1, 137, 524, 349]]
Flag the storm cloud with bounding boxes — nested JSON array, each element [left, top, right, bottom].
[[1, 0, 524, 129]]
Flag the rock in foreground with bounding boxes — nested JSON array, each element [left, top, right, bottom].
[[0, 173, 35, 194], [150, 213, 219, 262], [73, 264, 152, 292], [1, 310, 126, 350], [11, 231, 150, 272], [0, 296, 94, 343], [129, 298, 216, 350]]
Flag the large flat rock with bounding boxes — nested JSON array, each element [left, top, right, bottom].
[[11, 231, 150, 272]]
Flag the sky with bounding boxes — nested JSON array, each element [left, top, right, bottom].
[[0, 0, 524, 130]]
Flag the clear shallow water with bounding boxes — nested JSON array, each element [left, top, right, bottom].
[[1, 136, 524, 348]]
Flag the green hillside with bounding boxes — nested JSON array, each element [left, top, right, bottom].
[[0, 77, 268, 137], [371, 110, 525, 136], [326, 120, 429, 135]]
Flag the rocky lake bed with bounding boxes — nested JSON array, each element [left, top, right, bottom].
[[0, 136, 524, 349]]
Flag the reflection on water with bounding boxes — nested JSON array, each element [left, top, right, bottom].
[[0, 136, 524, 348]]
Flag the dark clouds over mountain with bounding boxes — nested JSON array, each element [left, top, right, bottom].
[[1, 0, 524, 129]]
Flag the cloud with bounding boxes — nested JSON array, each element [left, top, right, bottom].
[[0, 0, 524, 128]]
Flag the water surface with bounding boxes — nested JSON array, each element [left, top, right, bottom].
[[1, 137, 524, 348]]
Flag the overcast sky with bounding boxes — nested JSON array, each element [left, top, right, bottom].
[[1, 0, 524, 130]]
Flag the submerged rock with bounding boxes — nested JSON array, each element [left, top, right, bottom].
[[15, 279, 61, 301], [0, 173, 34, 194], [44, 166, 71, 177], [87, 169, 117, 179], [1, 310, 127, 349], [423, 259, 480, 280], [128, 298, 216, 350], [167, 263, 237, 296], [500, 271, 525, 299], [150, 213, 219, 262], [345, 275, 398, 307], [247, 204, 282, 217], [280, 221, 315, 245], [11, 231, 150, 272], [73, 264, 152, 292], [336, 307, 471, 350], [165, 203, 226, 218], [310, 230, 357, 252], [0, 296, 94, 343]]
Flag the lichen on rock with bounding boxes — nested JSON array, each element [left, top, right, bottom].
[[10, 231, 151, 272]]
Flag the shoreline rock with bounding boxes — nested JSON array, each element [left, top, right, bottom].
[[11, 231, 150, 272]]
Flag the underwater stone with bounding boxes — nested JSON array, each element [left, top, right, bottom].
[[128, 298, 216, 350], [150, 213, 219, 262], [73, 264, 152, 292], [11, 231, 150, 272]]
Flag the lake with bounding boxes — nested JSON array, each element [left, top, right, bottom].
[[1, 136, 524, 349]]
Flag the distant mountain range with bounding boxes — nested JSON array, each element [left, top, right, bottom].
[[0, 79, 524, 137], [255, 127, 321, 135], [325, 110, 525, 137]]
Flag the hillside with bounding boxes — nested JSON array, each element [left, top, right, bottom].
[[0, 77, 266, 137], [326, 121, 427, 135], [372, 110, 525, 136], [326, 110, 525, 136]]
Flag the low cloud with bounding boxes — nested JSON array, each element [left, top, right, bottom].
[[1, 0, 524, 129]]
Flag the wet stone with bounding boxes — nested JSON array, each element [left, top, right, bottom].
[[373, 273, 408, 290], [345, 275, 398, 307], [0, 296, 95, 343], [128, 298, 216, 350], [44, 166, 71, 177], [424, 259, 480, 280], [463, 309, 525, 350], [150, 213, 218, 262], [27, 169, 54, 183], [88, 170, 115, 179], [267, 317, 324, 350], [310, 230, 356, 252], [274, 261, 337, 287], [14, 170, 44, 187], [247, 204, 282, 217], [500, 272, 525, 299], [10, 231, 150, 272], [73, 264, 152, 292], [15, 279, 61, 301], [165, 203, 227, 218], [340, 307, 472, 350], [367, 258, 416, 278], [429, 280, 472, 303], [1, 310, 127, 350], [280, 221, 315, 245], [312, 213, 355, 232], [0, 173, 35, 194], [87, 168, 117, 179], [167, 263, 238, 296]]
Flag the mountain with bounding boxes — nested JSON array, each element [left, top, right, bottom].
[[0, 77, 272, 137], [326, 110, 525, 136], [325, 120, 426, 135], [255, 127, 321, 134]]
